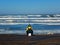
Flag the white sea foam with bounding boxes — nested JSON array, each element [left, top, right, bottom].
[[0, 14, 60, 25], [0, 23, 60, 25], [0, 30, 60, 34], [33, 30, 60, 34], [0, 30, 26, 34]]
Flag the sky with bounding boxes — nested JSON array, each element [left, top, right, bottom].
[[0, 0, 60, 14]]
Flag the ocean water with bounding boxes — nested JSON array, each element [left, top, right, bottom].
[[0, 14, 60, 34]]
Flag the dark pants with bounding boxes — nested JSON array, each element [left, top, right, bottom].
[[26, 30, 33, 36]]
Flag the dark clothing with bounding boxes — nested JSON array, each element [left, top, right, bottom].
[[26, 30, 33, 36]]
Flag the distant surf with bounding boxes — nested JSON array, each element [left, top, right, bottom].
[[0, 14, 60, 34]]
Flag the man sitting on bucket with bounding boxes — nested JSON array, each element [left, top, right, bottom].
[[26, 24, 33, 36]]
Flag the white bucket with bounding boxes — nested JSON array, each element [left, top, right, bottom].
[[28, 33, 31, 36]]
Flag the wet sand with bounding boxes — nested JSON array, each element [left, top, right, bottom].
[[0, 34, 60, 45]]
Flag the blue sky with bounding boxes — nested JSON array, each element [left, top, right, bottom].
[[0, 0, 60, 14]]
